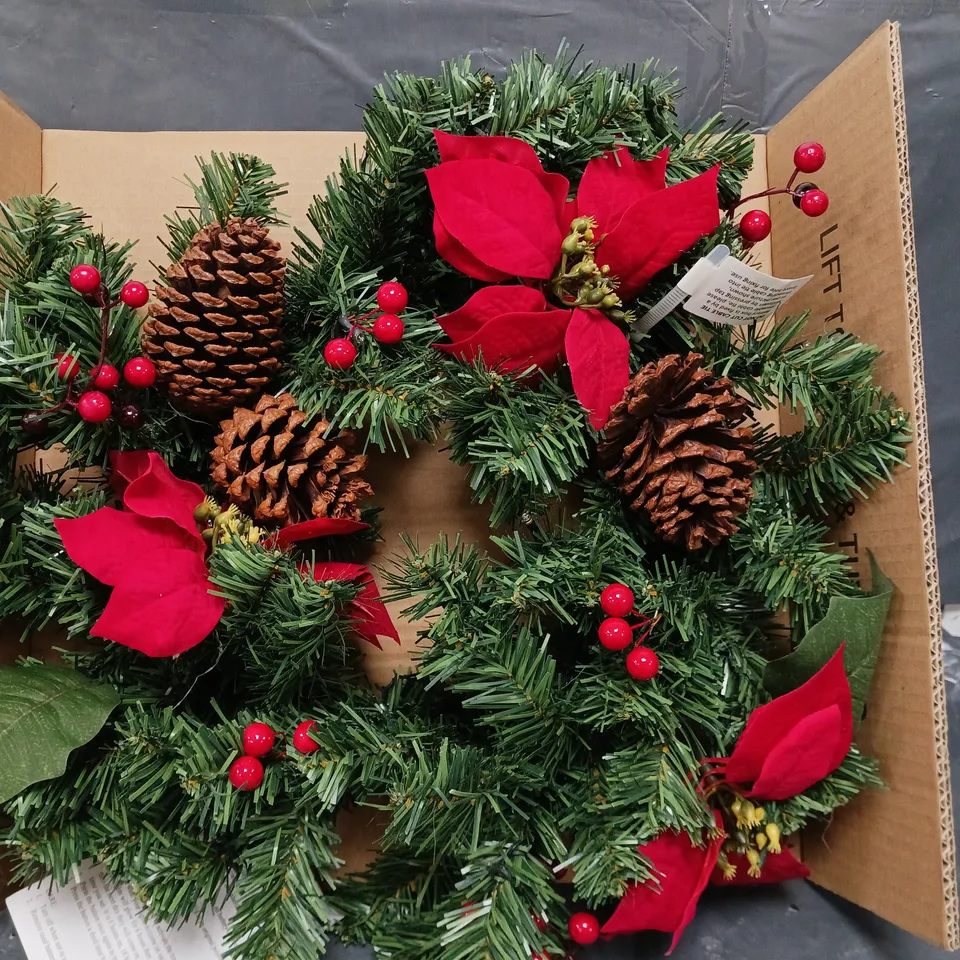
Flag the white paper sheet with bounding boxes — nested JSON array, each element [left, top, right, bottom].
[[8, 864, 234, 960]]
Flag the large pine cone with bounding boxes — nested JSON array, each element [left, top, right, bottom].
[[211, 393, 373, 526], [143, 217, 284, 415], [597, 353, 755, 551]]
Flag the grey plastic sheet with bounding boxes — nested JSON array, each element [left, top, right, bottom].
[[1, 1, 959, 958]]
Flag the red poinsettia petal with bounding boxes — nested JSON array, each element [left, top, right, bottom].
[[725, 646, 852, 789], [576, 147, 670, 234], [433, 210, 513, 282], [119, 451, 205, 545], [55, 510, 197, 588], [436, 308, 570, 376], [436, 286, 547, 343], [91, 552, 224, 657], [109, 450, 152, 496], [748, 705, 845, 800], [564, 308, 631, 430], [601, 812, 723, 954], [311, 561, 400, 648], [434, 130, 570, 223], [712, 847, 810, 886], [274, 517, 370, 549], [597, 164, 720, 300], [426, 160, 562, 279]]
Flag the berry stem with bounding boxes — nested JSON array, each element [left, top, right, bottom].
[[785, 166, 801, 191], [87, 288, 118, 388]]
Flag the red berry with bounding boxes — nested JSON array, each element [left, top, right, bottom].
[[738, 209, 771, 244], [90, 363, 119, 391], [800, 189, 829, 218], [793, 141, 826, 174], [373, 313, 405, 344], [600, 583, 634, 617], [20, 412, 48, 438], [56, 353, 80, 381], [77, 391, 111, 423], [118, 404, 144, 429], [69, 264, 101, 295], [123, 356, 157, 388], [293, 720, 320, 754], [120, 280, 149, 308], [243, 722, 276, 758], [568, 912, 600, 945], [598, 617, 633, 651], [229, 755, 264, 791], [324, 338, 357, 369], [626, 646, 660, 681], [377, 281, 408, 313], [532, 912, 548, 932]]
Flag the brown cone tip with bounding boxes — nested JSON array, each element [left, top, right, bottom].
[[597, 352, 756, 551], [211, 393, 373, 527], [143, 217, 284, 416]]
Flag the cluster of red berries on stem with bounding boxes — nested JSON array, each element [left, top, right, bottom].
[[229, 719, 321, 791], [735, 141, 829, 245], [20, 266, 157, 439], [323, 281, 408, 370], [597, 583, 661, 681]]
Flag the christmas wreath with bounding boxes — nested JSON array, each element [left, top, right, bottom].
[[0, 50, 908, 960]]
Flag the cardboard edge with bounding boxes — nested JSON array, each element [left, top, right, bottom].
[[887, 22, 959, 949], [0, 91, 42, 201]]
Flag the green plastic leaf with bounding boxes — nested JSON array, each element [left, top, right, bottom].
[[763, 553, 892, 725], [0, 666, 119, 802]]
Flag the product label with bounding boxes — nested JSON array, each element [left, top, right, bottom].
[[8, 864, 234, 960]]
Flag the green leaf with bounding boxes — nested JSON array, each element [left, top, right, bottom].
[[0, 665, 119, 801], [763, 553, 892, 724]]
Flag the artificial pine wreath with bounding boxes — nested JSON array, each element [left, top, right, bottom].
[[0, 49, 910, 960]]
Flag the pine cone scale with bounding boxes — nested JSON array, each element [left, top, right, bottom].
[[599, 352, 756, 551]]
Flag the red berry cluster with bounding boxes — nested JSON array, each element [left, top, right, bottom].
[[229, 719, 321, 791], [597, 583, 660, 681], [736, 141, 829, 245], [323, 281, 408, 370], [21, 266, 157, 439]]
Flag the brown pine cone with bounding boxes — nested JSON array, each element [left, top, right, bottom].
[[211, 393, 373, 526], [143, 217, 284, 416], [597, 353, 755, 551]]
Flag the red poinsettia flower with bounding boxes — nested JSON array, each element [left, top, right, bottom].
[[600, 812, 724, 953], [719, 646, 853, 801], [55, 451, 225, 658], [309, 561, 400, 649], [426, 130, 720, 428], [711, 846, 810, 886]]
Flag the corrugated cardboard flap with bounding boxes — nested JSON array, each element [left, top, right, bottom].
[[767, 21, 957, 950]]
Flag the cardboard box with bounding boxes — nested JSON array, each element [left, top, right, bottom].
[[0, 19, 954, 951]]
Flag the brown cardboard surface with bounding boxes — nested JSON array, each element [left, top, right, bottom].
[[767, 21, 957, 949], [40, 130, 363, 274], [0, 92, 41, 202]]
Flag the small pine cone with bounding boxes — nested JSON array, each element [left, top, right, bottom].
[[597, 353, 755, 551], [143, 217, 284, 416], [211, 393, 373, 526]]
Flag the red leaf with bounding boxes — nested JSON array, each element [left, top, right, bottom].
[[575, 147, 669, 233], [725, 647, 853, 798], [712, 847, 810, 886], [597, 165, 720, 300], [601, 812, 723, 954], [436, 286, 548, 342], [274, 517, 370, 549], [311, 561, 400, 648], [109, 450, 151, 495], [434, 130, 569, 222], [564, 308, 631, 429], [112, 450, 205, 545], [426, 160, 562, 279], [433, 210, 512, 282], [436, 307, 570, 376], [91, 551, 225, 657], [56, 510, 223, 657]]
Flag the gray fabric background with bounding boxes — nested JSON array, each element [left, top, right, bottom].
[[1, 1, 959, 957]]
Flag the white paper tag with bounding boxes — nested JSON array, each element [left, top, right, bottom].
[[631, 248, 811, 336], [8, 864, 235, 960], [683, 256, 811, 326]]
